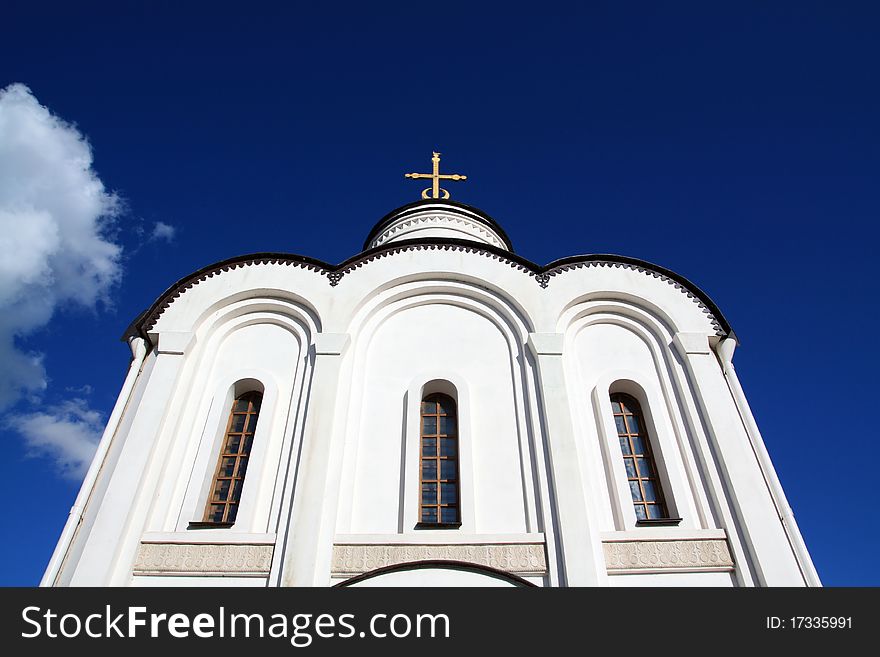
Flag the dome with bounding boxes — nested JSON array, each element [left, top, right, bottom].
[[363, 199, 514, 252]]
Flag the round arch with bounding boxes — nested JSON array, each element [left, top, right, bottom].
[[334, 560, 538, 587]]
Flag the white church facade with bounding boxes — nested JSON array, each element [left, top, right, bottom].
[[42, 159, 820, 587]]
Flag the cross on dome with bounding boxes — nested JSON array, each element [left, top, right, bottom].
[[404, 152, 468, 200]]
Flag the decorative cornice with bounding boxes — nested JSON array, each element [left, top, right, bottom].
[[130, 240, 732, 339], [136, 255, 326, 334], [602, 538, 734, 573], [331, 542, 547, 577], [369, 213, 507, 250], [332, 246, 724, 334], [363, 198, 515, 252], [133, 542, 273, 576], [333, 242, 533, 285], [543, 260, 725, 334]]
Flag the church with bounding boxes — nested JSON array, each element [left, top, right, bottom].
[[42, 154, 819, 587]]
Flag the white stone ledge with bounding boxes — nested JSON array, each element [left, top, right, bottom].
[[606, 567, 735, 576], [334, 533, 544, 545], [141, 531, 276, 544], [600, 528, 727, 542], [132, 572, 269, 580]]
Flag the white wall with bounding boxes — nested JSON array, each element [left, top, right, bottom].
[[131, 576, 266, 587], [608, 572, 735, 587], [344, 567, 524, 587], [344, 301, 532, 535], [150, 316, 307, 535], [568, 320, 705, 532]]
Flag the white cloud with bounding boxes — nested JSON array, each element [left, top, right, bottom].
[[0, 83, 122, 479], [0, 83, 122, 409], [150, 221, 176, 242], [7, 398, 103, 479], [65, 384, 93, 396]]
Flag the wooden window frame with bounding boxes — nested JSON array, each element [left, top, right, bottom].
[[195, 390, 262, 527], [416, 393, 462, 529], [611, 392, 680, 525]]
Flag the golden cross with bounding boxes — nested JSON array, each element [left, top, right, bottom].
[[404, 152, 468, 200]]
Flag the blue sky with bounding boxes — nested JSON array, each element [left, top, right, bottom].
[[0, 2, 877, 586]]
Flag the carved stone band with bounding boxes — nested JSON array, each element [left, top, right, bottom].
[[133, 542, 274, 576], [332, 543, 548, 576], [603, 539, 734, 573]]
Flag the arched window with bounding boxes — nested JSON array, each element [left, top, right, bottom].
[[611, 393, 669, 521], [203, 390, 262, 525], [419, 393, 460, 526]]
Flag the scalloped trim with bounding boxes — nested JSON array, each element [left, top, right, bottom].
[[142, 257, 324, 332], [141, 245, 724, 336]]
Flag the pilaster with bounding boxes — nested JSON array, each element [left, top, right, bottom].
[[527, 333, 604, 585], [673, 332, 805, 585], [69, 337, 191, 585], [280, 333, 351, 586]]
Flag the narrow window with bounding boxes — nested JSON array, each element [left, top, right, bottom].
[[611, 393, 669, 521], [203, 390, 262, 525], [419, 393, 460, 526]]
